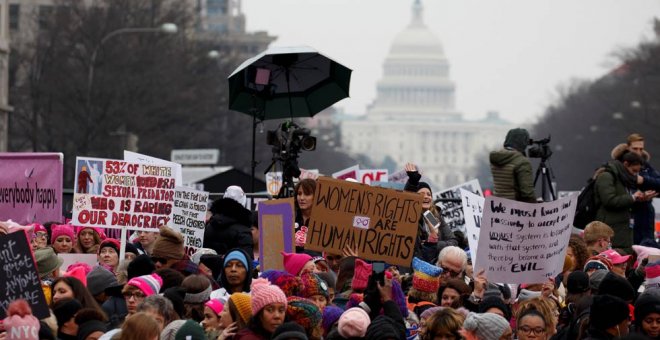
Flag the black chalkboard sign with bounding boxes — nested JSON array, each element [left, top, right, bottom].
[[0, 231, 49, 319]]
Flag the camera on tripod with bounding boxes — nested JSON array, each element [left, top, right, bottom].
[[266, 121, 316, 179], [527, 136, 552, 160]]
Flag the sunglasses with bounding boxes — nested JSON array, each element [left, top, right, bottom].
[[440, 266, 462, 277]]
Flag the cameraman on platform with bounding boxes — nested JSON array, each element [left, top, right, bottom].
[[489, 128, 537, 203]]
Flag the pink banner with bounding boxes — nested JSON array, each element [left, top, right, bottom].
[[0, 153, 63, 224]]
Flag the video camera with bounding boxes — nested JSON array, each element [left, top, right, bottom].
[[527, 136, 552, 160], [266, 121, 316, 178]]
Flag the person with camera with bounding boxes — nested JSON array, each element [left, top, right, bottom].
[[489, 128, 537, 203]]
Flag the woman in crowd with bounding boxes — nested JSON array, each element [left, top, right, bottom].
[[404, 163, 458, 263], [51, 276, 106, 317], [438, 278, 471, 309], [119, 312, 161, 340], [75, 226, 102, 254], [98, 238, 120, 272], [218, 293, 251, 338], [31, 223, 49, 250], [516, 309, 550, 340], [121, 273, 162, 317], [461, 312, 512, 340], [50, 224, 75, 254], [420, 308, 465, 340], [136, 294, 177, 333], [294, 178, 321, 255], [634, 292, 660, 339], [182, 274, 212, 322], [202, 299, 225, 339], [234, 278, 287, 340]]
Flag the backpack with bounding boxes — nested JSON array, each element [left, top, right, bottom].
[[573, 167, 608, 230]]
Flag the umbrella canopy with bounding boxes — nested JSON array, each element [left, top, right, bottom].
[[228, 46, 352, 120]]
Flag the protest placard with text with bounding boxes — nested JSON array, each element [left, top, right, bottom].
[[436, 179, 482, 234], [71, 157, 176, 231], [124, 151, 183, 185], [474, 195, 577, 284], [460, 188, 484, 266], [332, 165, 359, 181], [266, 172, 283, 196], [305, 177, 422, 267], [258, 198, 295, 271], [0, 153, 63, 224], [358, 169, 388, 185], [172, 186, 209, 257]]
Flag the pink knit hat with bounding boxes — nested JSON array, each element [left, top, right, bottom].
[[3, 300, 40, 340], [352, 259, 372, 291], [281, 251, 313, 276], [51, 224, 74, 243], [31, 223, 47, 234], [127, 273, 163, 296], [250, 278, 287, 315], [205, 299, 224, 316], [338, 307, 371, 338]]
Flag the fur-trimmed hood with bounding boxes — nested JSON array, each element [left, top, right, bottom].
[[209, 197, 252, 227], [611, 143, 651, 161]]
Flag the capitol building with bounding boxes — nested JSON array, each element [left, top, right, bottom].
[[340, 0, 513, 190]]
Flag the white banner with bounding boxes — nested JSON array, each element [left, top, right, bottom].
[[460, 188, 484, 267], [172, 186, 209, 257], [332, 165, 359, 180], [124, 151, 182, 185], [436, 179, 482, 233]]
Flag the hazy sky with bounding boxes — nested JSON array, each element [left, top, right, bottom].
[[242, 0, 660, 124]]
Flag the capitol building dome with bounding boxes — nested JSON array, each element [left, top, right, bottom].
[[388, 0, 445, 60]]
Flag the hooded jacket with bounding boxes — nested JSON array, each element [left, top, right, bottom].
[[595, 160, 636, 252], [218, 247, 254, 294], [489, 128, 536, 203], [204, 198, 254, 258]]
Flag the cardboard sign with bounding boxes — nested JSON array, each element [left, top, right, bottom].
[[436, 179, 482, 233], [60, 254, 98, 271], [305, 177, 423, 267], [124, 151, 183, 185], [258, 198, 295, 271], [266, 172, 283, 196], [0, 153, 63, 224], [460, 189, 484, 266], [474, 195, 578, 284], [172, 186, 209, 257], [358, 169, 388, 185], [332, 165, 359, 181], [0, 232, 49, 319], [71, 157, 176, 231]]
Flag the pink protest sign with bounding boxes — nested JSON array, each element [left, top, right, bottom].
[[0, 153, 63, 224]]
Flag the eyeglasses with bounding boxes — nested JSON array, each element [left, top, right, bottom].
[[518, 326, 546, 336], [440, 266, 462, 277], [122, 291, 146, 300], [151, 257, 167, 264], [35, 232, 48, 238]]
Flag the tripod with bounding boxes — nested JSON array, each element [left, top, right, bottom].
[[264, 156, 299, 198], [533, 157, 557, 202]]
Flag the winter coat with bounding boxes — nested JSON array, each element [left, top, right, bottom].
[[204, 198, 254, 258], [218, 247, 253, 294], [595, 160, 636, 253], [489, 149, 536, 203]]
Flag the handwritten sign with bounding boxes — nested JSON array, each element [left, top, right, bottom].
[[0, 232, 49, 319], [172, 186, 209, 257], [332, 165, 359, 181], [124, 151, 183, 185], [305, 177, 423, 267], [474, 195, 578, 284], [71, 157, 176, 231], [299, 169, 320, 180], [436, 180, 482, 234], [258, 198, 295, 271], [358, 169, 388, 185], [460, 189, 484, 266], [0, 153, 63, 224]]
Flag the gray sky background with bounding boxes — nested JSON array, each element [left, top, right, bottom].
[[242, 0, 660, 124]]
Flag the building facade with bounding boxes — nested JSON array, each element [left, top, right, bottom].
[[340, 0, 512, 190]]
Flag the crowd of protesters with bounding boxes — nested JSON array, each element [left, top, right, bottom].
[[1, 131, 660, 340]]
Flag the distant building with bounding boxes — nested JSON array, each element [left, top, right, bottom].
[[340, 0, 512, 190]]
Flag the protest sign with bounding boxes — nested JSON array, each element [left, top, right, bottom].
[[460, 189, 484, 266], [474, 195, 578, 284], [258, 198, 295, 271], [0, 153, 63, 224], [60, 254, 98, 271], [332, 165, 359, 181], [358, 169, 388, 185], [124, 151, 183, 185], [436, 179, 482, 233], [266, 172, 283, 196], [372, 182, 405, 190], [172, 186, 209, 257], [0, 232, 49, 319], [305, 177, 423, 267], [299, 169, 320, 180], [71, 157, 176, 231]]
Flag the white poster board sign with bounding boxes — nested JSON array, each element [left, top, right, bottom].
[[266, 172, 283, 196], [332, 165, 359, 180], [172, 186, 209, 257], [299, 169, 320, 180], [474, 195, 577, 284], [460, 188, 484, 266], [357, 169, 388, 185], [124, 151, 183, 185], [436, 179, 482, 233]]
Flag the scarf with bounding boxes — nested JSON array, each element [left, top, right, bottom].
[[610, 160, 638, 188]]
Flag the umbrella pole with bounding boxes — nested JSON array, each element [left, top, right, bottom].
[[286, 67, 293, 120], [251, 113, 256, 194]]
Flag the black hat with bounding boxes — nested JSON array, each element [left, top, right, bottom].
[[163, 287, 186, 319], [599, 272, 635, 302], [590, 294, 630, 329], [365, 315, 403, 340], [77, 320, 107, 340], [417, 182, 432, 194], [567, 271, 590, 294], [634, 292, 660, 328], [127, 254, 156, 279], [125, 243, 139, 256], [52, 298, 82, 328], [272, 322, 308, 340], [479, 296, 512, 321]]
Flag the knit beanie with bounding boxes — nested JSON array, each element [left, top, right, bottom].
[[152, 226, 185, 260], [281, 251, 313, 276], [125, 242, 139, 257], [352, 258, 372, 291], [229, 292, 253, 324], [77, 320, 106, 340], [634, 292, 660, 329], [191, 248, 218, 265], [251, 278, 288, 315], [322, 306, 344, 336], [646, 261, 660, 289], [478, 296, 512, 321], [3, 300, 40, 340], [365, 315, 402, 340], [417, 182, 432, 194], [98, 238, 120, 255], [263, 270, 303, 297], [300, 272, 329, 299], [412, 257, 442, 293], [161, 320, 186, 340], [225, 249, 249, 268], [127, 254, 156, 279], [590, 294, 630, 329], [316, 271, 337, 291], [285, 297, 322, 336], [338, 307, 371, 338], [599, 272, 635, 302], [420, 306, 446, 320], [205, 299, 224, 316], [52, 298, 82, 328], [64, 266, 88, 286], [127, 273, 163, 296], [589, 269, 609, 291], [175, 319, 206, 340], [463, 312, 510, 340], [516, 289, 542, 302], [272, 322, 308, 340], [224, 185, 247, 207], [567, 270, 590, 294], [50, 224, 74, 243], [32, 223, 47, 234]]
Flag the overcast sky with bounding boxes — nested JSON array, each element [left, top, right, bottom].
[[242, 0, 660, 124]]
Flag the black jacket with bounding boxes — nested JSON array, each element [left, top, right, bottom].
[[204, 198, 254, 259], [218, 248, 254, 293]]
